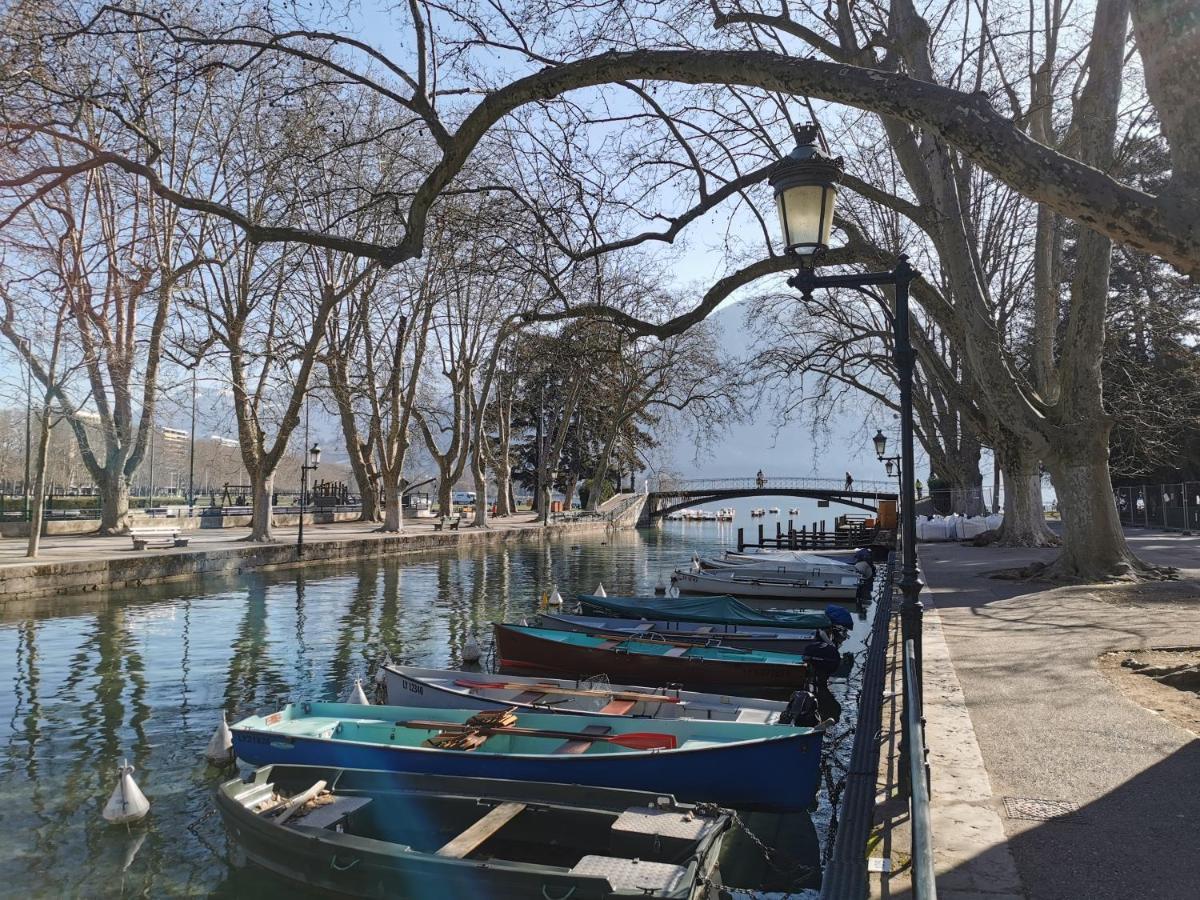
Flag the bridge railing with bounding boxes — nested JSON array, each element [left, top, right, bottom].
[[650, 475, 896, 494]]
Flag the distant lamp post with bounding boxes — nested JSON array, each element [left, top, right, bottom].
[[297, 442, 321, 559], [770, 123, 924, 681], [543, 468, 560, 528], [874, 429, 902, 478]]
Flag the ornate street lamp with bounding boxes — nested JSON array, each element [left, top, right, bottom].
[[771, 124, 925, 691], [874, 428, 902, 478], [297, 442, 321, 559]]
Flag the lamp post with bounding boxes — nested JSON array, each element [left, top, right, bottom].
[[875, 429, 902, 478], [187, 368, 197, 517], [770, 124, 925, 682], [543, 468, 559, 527], [297, 442, 321, 559]]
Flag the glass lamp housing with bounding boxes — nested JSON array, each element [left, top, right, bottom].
[[769, 126, 844, 256]]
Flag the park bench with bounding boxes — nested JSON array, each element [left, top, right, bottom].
[[130, 528, 190, 551], [432, 515, 462, 532]]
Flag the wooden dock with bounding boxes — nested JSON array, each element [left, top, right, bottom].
[[737, 514, 889, 553]]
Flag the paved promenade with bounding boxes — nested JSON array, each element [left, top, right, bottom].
[[905, 530, 1200, 900], [0, 513, 546, 568]]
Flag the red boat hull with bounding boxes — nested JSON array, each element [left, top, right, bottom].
[[493, 624, 809, 695]]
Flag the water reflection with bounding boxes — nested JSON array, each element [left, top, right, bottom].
[[0, 525, 869, 897]]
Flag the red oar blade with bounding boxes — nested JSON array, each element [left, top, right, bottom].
[[608, 732, 677, 751]]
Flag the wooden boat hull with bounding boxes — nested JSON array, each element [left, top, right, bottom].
[[216, 765, 730, 899], [230, 703, 824, 812], [536, 613, 821, 654], [671, 569, 860, 602], [493, 624, 810, 695], [382, 664, 789, 723]]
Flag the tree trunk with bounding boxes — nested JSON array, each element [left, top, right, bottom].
[[1045, 458, 1143, 579], [437, 468, 453, 518], [992, 435, 1058, 547], [245, 469, 276, 542], [493, 456, 512, 516], [359, 479, 382, 523], [471, 450, 489, 528], [96, 472, 131, 535], [381, 479, 403, 532]]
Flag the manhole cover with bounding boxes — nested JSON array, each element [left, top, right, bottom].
[[1002, 797, 1081, 822]]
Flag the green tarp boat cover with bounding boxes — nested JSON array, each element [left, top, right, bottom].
[[576, 594, 831, 629]]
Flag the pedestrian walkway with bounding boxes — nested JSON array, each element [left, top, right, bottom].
[[905, 531, 1200, 900], [0, 514, 545, 568]]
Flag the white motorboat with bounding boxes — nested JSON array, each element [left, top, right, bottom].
[[671, 567, 861, 602]]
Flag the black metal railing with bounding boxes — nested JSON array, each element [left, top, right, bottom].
[[905, 638, 937, 899], [821, 553, 937, 899], [820, 552, 896, 898]]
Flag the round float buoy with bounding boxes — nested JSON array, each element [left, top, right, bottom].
[[547, 586, 563, 607], [205, 712, 234, 766], [102, 759, 150, 825], [462, 628, 483, 663], [594, 582, 607, 597], [351, 678, 371, 705]]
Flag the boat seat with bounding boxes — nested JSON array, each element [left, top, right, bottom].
[[632, 622, 654, 632], [288, 795, 372, 830], [553, 724, 611, 755], [435, 801, 527, 859], [663, 647, 689, 658], [597, 699, 637, 715], [569, 856, 688, 894], [693, 625, 714, 634], [596, 639, 623, 651]]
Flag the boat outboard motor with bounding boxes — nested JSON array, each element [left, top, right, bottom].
[[802, 638, 843, 678], [780, 688, 820, 727]]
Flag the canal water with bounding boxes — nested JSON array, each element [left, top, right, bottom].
[[0, 509, 873, 898]]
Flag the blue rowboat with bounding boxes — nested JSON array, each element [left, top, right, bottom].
[[230, 702, 824, 812], [574, 593, 838, 629]]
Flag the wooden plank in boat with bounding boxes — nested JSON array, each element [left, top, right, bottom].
[[435, 801, 526, 859], [596, 639, 622, 650], [598, 699, 637, 715], [554, 724, 612, 755], [664, 647, 689, 658]]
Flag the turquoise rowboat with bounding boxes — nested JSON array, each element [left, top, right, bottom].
[[230, 702, 824, 812]]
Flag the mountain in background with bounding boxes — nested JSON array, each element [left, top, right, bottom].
[[652, 302, 911, 484]]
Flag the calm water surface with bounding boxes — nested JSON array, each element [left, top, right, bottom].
[[0, 512, 871, 898]]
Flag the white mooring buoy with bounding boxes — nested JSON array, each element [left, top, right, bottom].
[[547, 585, 563, 607], [350, 678, 371, 705], [462, 628, 483, 663], [594, 582, 607, 597], [102, 759, 150, 825], [205, 712, 234, 766], [654, 576, 667, 596]]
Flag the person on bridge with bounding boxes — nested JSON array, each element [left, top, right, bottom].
[[915, 478, 924, 500], [756, 470, 766, 489], [844, 472, 854, 491]]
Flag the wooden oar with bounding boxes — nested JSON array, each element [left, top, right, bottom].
[[454, 679, 681, 704], [395, 719, 677, 750]]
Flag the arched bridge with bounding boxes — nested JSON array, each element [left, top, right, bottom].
[[643, 476, 898, 523]]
